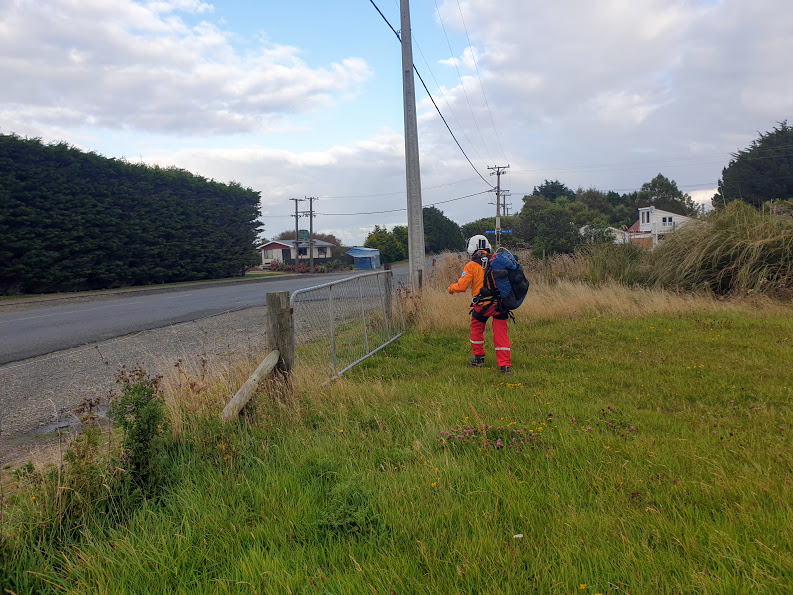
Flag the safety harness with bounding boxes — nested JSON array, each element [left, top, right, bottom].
[[469, 251, 516, 323]]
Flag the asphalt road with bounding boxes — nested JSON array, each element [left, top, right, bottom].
[[0, 269, 409, 365]]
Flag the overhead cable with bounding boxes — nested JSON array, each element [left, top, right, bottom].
[[319, 177, 480, 199], [316, 190, 491, 216], [455, 0, 508, 163], [433, 0, 492, 164], [367, 0, 493, 189]]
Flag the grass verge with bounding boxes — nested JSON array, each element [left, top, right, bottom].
[[2, 284, 792, 594]]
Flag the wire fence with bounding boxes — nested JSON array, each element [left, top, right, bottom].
[[290, 270, 404, 381]]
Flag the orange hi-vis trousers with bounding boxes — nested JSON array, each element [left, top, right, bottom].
[[470, 303, 511, 367]]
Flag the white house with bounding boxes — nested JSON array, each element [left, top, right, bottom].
[[259, 239, 336, 266], [629, 207, 691, 248]]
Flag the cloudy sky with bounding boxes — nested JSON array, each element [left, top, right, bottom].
[[2, 0, 791, 244]]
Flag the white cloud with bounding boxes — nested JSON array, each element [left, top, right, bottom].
[[3, 0, 792, 245], [422, 0, 793, 196], [0, 0, 371, 135]]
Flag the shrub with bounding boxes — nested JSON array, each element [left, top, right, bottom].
[[268, 260, 281, 271], [108, 367, 168, 494]]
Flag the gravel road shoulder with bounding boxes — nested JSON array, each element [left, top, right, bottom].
[[1, 305, 269, 470]]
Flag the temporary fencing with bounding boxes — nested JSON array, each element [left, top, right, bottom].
[[290, 270, 404, 381]]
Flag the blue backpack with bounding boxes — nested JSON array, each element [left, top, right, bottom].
[[485, 251, 530, 312]]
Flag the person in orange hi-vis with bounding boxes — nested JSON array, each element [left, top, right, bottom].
[[448, 235, 512, 375]]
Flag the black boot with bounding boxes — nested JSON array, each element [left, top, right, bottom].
[[469, 355, 485, 367], [500, 365, 513, 375]]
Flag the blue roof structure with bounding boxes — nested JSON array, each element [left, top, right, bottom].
[[345, 247, 379, 257], [346, 247, 381, 269]]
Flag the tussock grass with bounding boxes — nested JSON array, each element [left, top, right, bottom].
[[647, 202, 793, 296]]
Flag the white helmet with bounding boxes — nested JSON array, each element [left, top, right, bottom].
[[466, 235, 492, 255]]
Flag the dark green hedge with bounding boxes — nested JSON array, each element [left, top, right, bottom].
[[0, 134, 260, 294]]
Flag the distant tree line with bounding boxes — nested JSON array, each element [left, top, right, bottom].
[[0, 134, 261, 295], [363, 173, 699, 258]]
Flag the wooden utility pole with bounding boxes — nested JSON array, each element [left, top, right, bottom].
[[488, 165, 509, 248], [400, 0, 425, 291], [290, 198, 304, 267], [306, 196, 318, 273]]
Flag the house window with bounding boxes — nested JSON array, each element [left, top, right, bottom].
[[298, 247, 307, 256], [318, 247, 327, 257], [641, 211, 650, 224]]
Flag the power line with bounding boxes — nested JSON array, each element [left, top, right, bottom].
[[367, 0, 493, 189], [455, 0, 508, 163], [319, 177, 480, 199], [410, 21, 485, 173], [509, 145, 793, 176], [412, 67, 492, 187], [432, 0, 492, 165], [315, 189, 491, 216]]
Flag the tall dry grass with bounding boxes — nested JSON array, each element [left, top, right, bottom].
[[416, 248, 792, 334], [646, 201, 793, 296], [159, 349, 272, 436]]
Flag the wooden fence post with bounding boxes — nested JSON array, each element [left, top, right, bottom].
[[267, 291, 294, 372], [221, 350, 280, 423]]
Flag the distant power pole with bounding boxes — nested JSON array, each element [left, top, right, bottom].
[[400, 0, 425, 291], [488, 165, 509, 248], [290, 197, 305, 266], [305, 196, 318, 273], [502, 191, 512, 217]]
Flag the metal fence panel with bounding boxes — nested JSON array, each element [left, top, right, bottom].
[[290, 271, 404, 381]]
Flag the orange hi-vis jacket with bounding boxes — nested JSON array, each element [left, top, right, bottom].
[[449, 260, 486, 298]]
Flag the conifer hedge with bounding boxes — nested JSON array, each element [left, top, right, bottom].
[[0, 134, 260, 294]]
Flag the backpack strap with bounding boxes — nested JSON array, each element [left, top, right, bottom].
[[483, 263, 510, 313]]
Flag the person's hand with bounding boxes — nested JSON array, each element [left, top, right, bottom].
[[448, 287, 454, 294]]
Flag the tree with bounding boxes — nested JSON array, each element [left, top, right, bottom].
[[460, 216, 523, 249], [532, 205, 579, 256], [628, 174, 698, 218], [422, 206, 464, 253], [580, 215, 615, 244], [713, 121, 793, 209], [575, 188, 610, 214], [532, 180, 576, 202], [363, 225, 406, 264], [0, 134, 260, 295], [274, 230, 342, 246], [514, 195, 551, 244], [392, 225, 408, 250]]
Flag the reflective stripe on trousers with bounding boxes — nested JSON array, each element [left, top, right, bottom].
[[470, 303, 511, 366]]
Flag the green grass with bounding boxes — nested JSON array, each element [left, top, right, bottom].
[[3, 310, 792, 593]]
